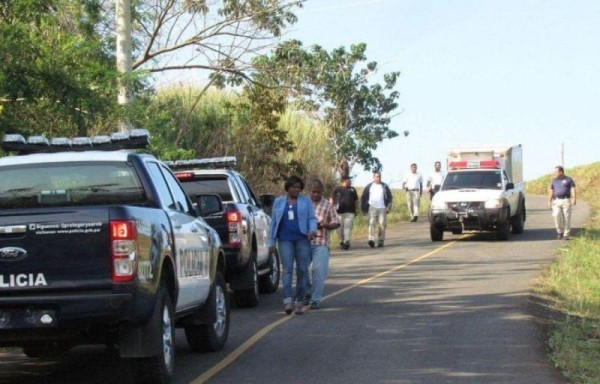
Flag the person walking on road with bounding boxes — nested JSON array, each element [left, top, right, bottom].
[[426, 161, 445, 200], [331, 176, 358, 250], [361, 172, 393, 248], [548, 165, 577, 240], [402, 163, 423, 222], [269, 175, 318, 315], [306, 179, 340, 309]]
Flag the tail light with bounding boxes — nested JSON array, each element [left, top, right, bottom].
[[226, 209, 242, 247], [110, 220, 138, 282]]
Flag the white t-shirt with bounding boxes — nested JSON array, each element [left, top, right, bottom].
[[368, 183, 386, 209], [402, 173, 423, 190], [427, 171, 445, 187]]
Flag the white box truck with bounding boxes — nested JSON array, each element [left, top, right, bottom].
[[429, 145, 526, 241]]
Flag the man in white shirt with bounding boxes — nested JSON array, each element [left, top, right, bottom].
[[426, 161, 445, 200], [401, 163, 423, 222], [360, 172, 393, 248]]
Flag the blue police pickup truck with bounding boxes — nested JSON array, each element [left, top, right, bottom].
[[0, 131, 229, 384]]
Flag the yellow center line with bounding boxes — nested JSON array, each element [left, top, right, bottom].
[[188, 239, 460, 384]]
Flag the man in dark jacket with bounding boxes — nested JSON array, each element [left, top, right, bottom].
[[331, 176, 359, 250], [360, 172, 393, 248]]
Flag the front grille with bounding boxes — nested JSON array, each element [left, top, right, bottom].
[[446, 201, 483, 210]]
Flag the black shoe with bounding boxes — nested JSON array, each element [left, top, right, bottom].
[[368, 240, 375, 248], [557, 233, 564, 240], [377, 241, 384, 248], [339, 242, 345, 249], [344, 241, 350, 250], [411, 216, 418, 222], [310, 302, 320, 310]]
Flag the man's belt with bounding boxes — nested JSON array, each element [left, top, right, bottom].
[[554, 196, 570, 199]]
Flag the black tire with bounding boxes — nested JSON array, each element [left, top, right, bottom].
[[511, 202, 525, 234], [259, 250, 280, 294], [497, 215, 510, 241], [430, 224, 444, 241], [185, 272, 230, 352], [233, 257, 259, 308], [22, 342, 71, 359], [130, 285, 175, 384]]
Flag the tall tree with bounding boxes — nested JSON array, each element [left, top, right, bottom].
[[253, 40, 403, 177], [96, 0, 303, 143], [0, 0, 122, 137]]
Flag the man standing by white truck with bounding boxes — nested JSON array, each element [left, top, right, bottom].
[[428, 145, 526, 241]]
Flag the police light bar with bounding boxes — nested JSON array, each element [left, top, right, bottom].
[[1, 129, 150, 155], [449, 160, 500, 170], [165, 156, 237, 170]]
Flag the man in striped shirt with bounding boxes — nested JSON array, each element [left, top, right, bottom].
[[306, 179, 340, 309]]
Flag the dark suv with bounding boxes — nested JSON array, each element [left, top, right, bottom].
[[167, 158, 279, 308]]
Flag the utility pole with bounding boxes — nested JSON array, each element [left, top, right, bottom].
[[116, 0, 133, 131], [560, 142, 564, 167]]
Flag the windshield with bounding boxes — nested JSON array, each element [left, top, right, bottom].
[[442, 170, 503, 190], [0, 162, 146, 208]]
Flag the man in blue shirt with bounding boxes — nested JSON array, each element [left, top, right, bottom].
[[548, 165, 577, 240]]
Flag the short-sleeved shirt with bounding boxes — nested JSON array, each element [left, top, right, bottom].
[[331, 186, 358, 213], [427, 171, 445, 187], [551, 176, 576, 198], [311, 198, 340, 247], [402, 172, 423, 190]]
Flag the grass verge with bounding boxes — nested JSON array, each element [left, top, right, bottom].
[[527, 162, 600, 383]]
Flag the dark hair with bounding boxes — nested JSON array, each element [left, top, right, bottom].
[[411, 163, 417, 167], [309, 179, 324, 190], [341, 176, 351, 181], [284, 175, 304, 191], [555, 165, 564, 172]]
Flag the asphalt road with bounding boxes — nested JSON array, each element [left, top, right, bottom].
[[0, 195, 588, 384]]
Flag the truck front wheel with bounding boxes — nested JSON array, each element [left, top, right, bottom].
[[430, 224, 444, 241]]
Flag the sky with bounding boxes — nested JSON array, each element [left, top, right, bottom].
[[283, 0, 600, 187]]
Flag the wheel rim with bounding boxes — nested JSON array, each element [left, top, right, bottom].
[[213, 284, 227, 337], [162, 305, 174, 369]]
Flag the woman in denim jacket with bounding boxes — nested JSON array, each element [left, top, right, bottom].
[[269, 175, 318, 315]]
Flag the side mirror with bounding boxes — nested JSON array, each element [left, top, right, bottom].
[[505, 182, 514, 191], [260, 194, 275, 215], [195, 194, 223, 217]]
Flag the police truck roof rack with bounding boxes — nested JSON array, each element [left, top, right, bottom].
[[165, 156, 237, 170], [1, 129, 150, 155]]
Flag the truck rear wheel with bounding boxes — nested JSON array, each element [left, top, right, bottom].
[[130, 284, 175, 384], [430, 224, 444, 241], [185, 272, 230, 352], [233, 257, 259, 308], [259, 250, 280, 294]]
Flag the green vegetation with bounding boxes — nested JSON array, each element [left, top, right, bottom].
[[526, 162, 600, 383]]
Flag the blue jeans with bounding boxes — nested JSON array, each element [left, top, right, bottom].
[[308, 245, 330, 304], [278, 238, 311, 305]]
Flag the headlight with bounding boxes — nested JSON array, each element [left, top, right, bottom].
[[430, 200, 446, 210], [484, 198, 502, 209]]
